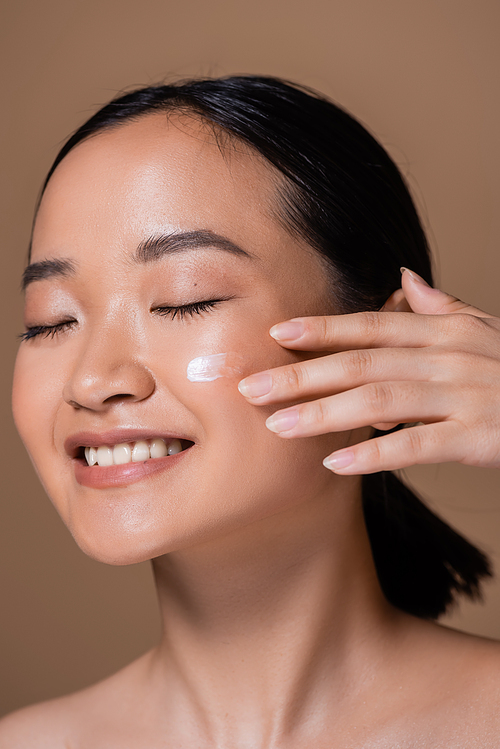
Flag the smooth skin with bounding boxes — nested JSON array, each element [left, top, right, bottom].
[[2, 113, 500, 748]]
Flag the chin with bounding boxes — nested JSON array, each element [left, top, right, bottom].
[[69, 525, 165, 566], [62, 495, 242, 566], [46, 434, 340, 565], [58, 496, 178, 565]]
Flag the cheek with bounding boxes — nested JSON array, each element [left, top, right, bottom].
[[12, 350, 69, 505], [166, 341, 346, 521], [182, 374, 341, 534], [12, 350, 58, 451]]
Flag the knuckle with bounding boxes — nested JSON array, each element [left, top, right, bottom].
[[454, 417, 482, 459], [438, 349, 472, 377], [444, 313, 484, 338], [342, 349, 374, 381], [301, 315, 339, 350], [303, 315, 326, 337], [363, 437, 384, 465], [401, 426, 426, 459], [319, 315, 331, 338], [362, 382, 394, 417], [360, 311, 384, 341], [313, 315, 335, 342], [281, 362, 308, 393], [308, 398, 329, 428]]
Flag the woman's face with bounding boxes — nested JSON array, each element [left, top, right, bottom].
[[13, 114, 355, 564]]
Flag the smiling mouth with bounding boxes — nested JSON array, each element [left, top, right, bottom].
[[80, 438, 192, 467]]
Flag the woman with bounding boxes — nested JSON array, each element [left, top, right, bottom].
[[2, 76, 500, 746]]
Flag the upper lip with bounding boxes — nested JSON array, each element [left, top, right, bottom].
[[64, 429, 194, 458]]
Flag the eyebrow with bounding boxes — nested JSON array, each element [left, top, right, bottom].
[[22, 230, 253, 290], [134, 230, 254, 263], [22, 258, 76, 290]]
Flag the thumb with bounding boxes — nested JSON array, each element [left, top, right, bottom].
[[401, 268, 492, 318]]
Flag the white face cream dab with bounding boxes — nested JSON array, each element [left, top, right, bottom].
[[186, 353, 244, 382]]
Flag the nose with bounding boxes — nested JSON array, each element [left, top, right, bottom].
[[63, 328, 155, 411]]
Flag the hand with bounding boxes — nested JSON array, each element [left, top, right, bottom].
[[238, 269, 500, 474]]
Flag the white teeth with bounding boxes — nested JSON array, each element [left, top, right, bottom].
[[167, 439, 182, 455], [150, 438, 168, 459], [132, 440, 150, 462], [85, 446, 99, 465], [97, 445, 113, 467], [113, 443, 132, 465], [84, 438, 184, 466]]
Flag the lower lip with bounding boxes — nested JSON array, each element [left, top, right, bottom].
[[73, 449, 190, 488]]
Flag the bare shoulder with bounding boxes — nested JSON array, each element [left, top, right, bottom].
[[401, 617, 500, 740], [349, 616, 500, 748], [0, 651, 154, 749], [443, 624, 500, 698], [421, 619, 500, 682], [0, 697, 75, 749], [433, 628, 500, 745]]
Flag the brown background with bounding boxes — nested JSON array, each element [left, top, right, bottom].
[[1, 0, 499, 717]]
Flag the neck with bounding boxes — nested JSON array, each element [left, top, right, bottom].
[[149, 475, 397, 746]]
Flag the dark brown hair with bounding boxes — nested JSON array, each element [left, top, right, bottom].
[[38, 75, 491, 618]]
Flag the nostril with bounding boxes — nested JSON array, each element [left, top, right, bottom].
[[103, 393, 137, 404]]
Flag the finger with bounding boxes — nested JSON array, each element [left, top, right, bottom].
[[269, 311, 430, 352], [401, 267, 494, 318], [264, 381, 452, 438], [322, 421, 465, 474], [380, 287, 413, 313], [238, 346, 434, 404], [268, 308, 493, 354]]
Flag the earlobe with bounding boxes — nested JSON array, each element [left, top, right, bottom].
[[381, 288, 412, 313]]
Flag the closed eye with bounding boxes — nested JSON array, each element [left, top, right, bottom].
[[19, 320, 77, 342], [19, 298, 232, 341], [152, 298, 233, 320]]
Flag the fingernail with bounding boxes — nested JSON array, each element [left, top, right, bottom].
[[400, 268, 430, 288], [238, 372, 272, 398], [269, 320, 304, 341], [266, 408, 299, 433], [323, 450, 354, 471]]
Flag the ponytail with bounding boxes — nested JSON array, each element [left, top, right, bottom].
[[362, 470, 492, 619]]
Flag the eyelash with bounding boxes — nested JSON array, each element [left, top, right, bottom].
[[153, 298, 229, 320], [19, 299, 229, 342], [19, 320, 76, 342]]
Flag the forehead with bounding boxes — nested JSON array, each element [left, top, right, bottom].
[[32, 113, 282, 259], [29, 113, 332, 307]]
